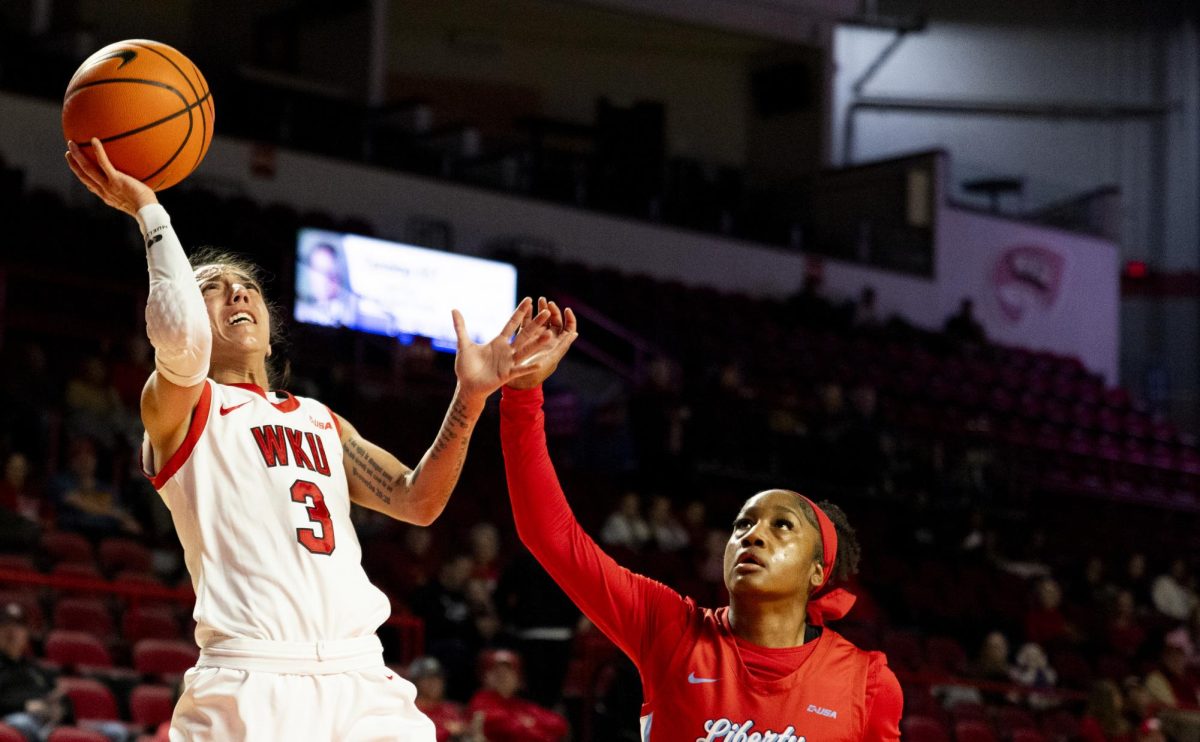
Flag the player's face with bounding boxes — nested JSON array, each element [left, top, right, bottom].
[[198, 268, 272, 361], [724, 490, 824, 602]]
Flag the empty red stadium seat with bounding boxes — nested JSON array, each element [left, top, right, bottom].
[[1040, 709, 1081, 740], [98, 538, 152, 574], [948, 701, 989, 723], [0, 724, 25, 742], [133, 639, 198, 677], [926, 636, 968, 676], [995, 706, 1038, 734], [954, 719, 998, 742], [122, 605, 181, 642], [902, 714, 951, 742], [40, 532, 94, 565], [53, 597, 114, 639], [881, 629, 924, 672], [0, 554, 36, 572], [130, 683, 176, 727], [58, 677, 118, 721], [50, 563, 104, 580], [47, 728, 110, 742], [44, 630, 113, 669]]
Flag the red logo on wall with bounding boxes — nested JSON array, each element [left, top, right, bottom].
[[992, 246, 1065, 323]]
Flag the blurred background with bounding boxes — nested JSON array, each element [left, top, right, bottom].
[[0, 1, 1198, 740]]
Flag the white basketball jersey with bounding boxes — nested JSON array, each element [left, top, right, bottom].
[[143, 380, 390, 647]]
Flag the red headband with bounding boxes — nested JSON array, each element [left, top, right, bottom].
[[795, 494, 856, 626]]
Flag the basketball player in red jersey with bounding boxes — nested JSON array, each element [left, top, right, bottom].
[[65, 139, 560, 741], [500, 300, 903, 741]]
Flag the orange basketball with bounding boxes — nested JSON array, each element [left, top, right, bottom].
[[63, 39, 214, 191]]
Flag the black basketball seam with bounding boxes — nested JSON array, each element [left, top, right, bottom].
[[67, 81, 200, 185], [65, 76, 185, 99], [191, 64, 214, 166], [131, 42, 208, 173], [74, 92, 212, 149]]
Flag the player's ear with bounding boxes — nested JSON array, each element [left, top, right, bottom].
[[810, 561, 825, 589]]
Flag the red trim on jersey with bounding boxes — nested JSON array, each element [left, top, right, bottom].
[[228, 382, 300, 412], [146, 381, 213, 489], [325, 406, 343, 437]]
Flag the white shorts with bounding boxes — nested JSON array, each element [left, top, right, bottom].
[[169, 636, 435, 742]]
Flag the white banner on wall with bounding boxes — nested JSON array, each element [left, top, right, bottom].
[[813, 206, 1119, 382], [937, 206, 1119, 381]]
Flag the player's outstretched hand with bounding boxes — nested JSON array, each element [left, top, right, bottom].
[[452, 296, 557, 401], [65, 138, 157, 217], [506, 296, 578, 390]]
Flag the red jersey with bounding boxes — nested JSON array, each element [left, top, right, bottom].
[[500, 387, 903, 741]]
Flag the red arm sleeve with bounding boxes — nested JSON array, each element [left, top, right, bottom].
[[500, 386, 691, 672], [863, 657, 903, 741]]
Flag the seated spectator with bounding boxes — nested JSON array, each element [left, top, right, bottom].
[[1, 602, 62, 740], [1080, 680, 1132, 742], [495, 553, 579, 708], [647, 496, 688, 553], [1124, 675, 1162, 728], [1145, 634, 1200, 711], [853, 286, 881, 329], [0, 453, 40, 550], [468, 649, 567, 742], [1135, 717, 1167, 742], [0, 602, 130, 742], [411, 555, 483, 700], [600, 492, 650, 552], [52, 437, 141, 538], [1167, 606, 1200, 670], [972, 631, 1014, 683], [468, 522, 502, 594], [1025, 577, 1076, 648], [407, 656, 482, 742], [1121, 553, 1154, 609], [1152, 558, 1198, 623], [944, 297, 986, 346], [1012, 642, 1058, 711], [1108, 590, 1148, 660], [63, 356, 127, 451]]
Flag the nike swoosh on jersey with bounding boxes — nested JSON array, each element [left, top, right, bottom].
[[219, 401, 252, 416], [688, 672, 719, 684]]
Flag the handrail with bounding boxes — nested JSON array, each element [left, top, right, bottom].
[[555, 291, 665, 382], [0, 567, 192, 603]]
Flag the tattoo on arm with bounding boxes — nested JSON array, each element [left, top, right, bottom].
[[343, 438, 397, 505], [416, 397, 474, 485]]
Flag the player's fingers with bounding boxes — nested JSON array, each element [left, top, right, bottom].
[[90, 137, 119, 179], [546, 300, 564, 330], [67, 141, 106, 186], [538, 296, 548, 315], [513, 331, 555, 364], [512, 310, 551, 351], [501, 297, 533, 338], [64, 150, 100, 190], [564, 307, 578, 334], [451, 309, 469, 350]]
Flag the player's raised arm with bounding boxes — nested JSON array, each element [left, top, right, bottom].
[[338, 297, 557, 525], [65, 138, 210, 461], [499, 301, 691, 668]]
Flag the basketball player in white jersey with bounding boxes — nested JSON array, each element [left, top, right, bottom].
[[66, 138, 559, 741]]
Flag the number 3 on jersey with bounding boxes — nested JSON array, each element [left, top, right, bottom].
[[291, 479, 335, 555]]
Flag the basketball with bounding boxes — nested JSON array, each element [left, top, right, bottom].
[[62, 39, 214, 191]]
